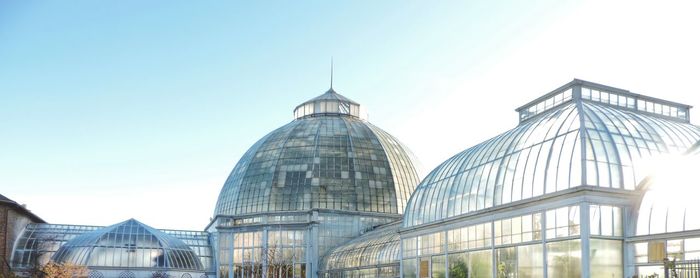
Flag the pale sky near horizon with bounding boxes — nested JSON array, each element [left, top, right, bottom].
[[2, 0, 700, 230]]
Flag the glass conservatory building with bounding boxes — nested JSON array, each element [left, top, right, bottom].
[[8, 79, 700, 278], [11, 219, 213, 278], [320, 79, 700, 278]]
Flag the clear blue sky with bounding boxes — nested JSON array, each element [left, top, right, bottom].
[[2, 0, 699, 230]]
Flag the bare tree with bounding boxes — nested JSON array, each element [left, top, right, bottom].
[[264, 245, 296, 278]]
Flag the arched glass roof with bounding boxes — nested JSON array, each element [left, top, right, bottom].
[[214, 89, 422, 217], [636, 141, 700, 236], [51, 219, 204, 271], [404, 81, 700, 227], [320, 221, 401, 272]]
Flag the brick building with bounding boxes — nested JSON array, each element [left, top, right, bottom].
[[0, 194, 44, 275]]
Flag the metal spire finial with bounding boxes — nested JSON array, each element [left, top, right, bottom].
[[330, 57, 334, 90]]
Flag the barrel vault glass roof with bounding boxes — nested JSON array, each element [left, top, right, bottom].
[[51, 219, 204, 271], [11, 222, 213, 271], [636, 141, 700, 236], [214, 89, 422, 217], [404, 80, 700, 227], [321, 221, 401, 272]]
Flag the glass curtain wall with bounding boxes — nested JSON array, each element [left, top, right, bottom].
[[401, 204, 624, 278], [217, 229, 305, 278]]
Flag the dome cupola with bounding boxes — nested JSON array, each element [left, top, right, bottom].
[[293, 88, 362, 119]]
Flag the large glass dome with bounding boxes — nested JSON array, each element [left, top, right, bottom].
[[51, 219, 204, 271], [404, 81, 700, 227], [213, 88, 422, 217]]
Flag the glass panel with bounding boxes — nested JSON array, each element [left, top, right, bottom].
[[546, 239, 581, 278], [402, 259, 417, 278], [533, 213, 542, 241], [546, 209, 556, 239], [590, 205, 601, 235], [547, 205, 580, 239], [447, 227, 467, 252], [648, 241, 665, 263], [470, 250, 493, 278], [685, 238, 700, 260], [589, 239, 622, 278], [634, 242, 648, 263], [601, 206, 613, 236], [667, 239, 683, 261], [403, 238, 417, 258], [518, 244, 544, 278], [612, 207, 622, 237], [432, 255, 446, 278], [557, 207, 569, 237], [637, 265, 664, 278], [419, 232, 444, 255], [448, 253, 469, 278], [512, 217, 522, 244], [496, 247, 516, 278], [419, 257, 430, 278]]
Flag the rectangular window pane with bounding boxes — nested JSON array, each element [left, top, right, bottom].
[[613, 207, 622, 236], [635, 242, 648, 263], [518, 244, 544, 278], [569, 206, 580, 236], [497, 247, 516, 278], [448, 253, 469, 278], [431, 255, 446, 278], [470, 250, 492, 278], [686, 238, 700, 260], [648, 241, 666, 263], [403, 259, 417, 278], [590, 239, 622, 278], [637, 265, 664, 277], [601, 206, 613, 236], [419, 257, 430, 278], [590, 205, 601, 235], [547, 239, 581, 278], [667, 239, 683, 261]]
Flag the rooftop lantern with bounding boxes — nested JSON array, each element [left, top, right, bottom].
[[293, 88, 361, 119], [293, 59, 362, 119]]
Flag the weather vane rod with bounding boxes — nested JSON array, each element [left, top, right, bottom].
[[330, 57, 334, 89]]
